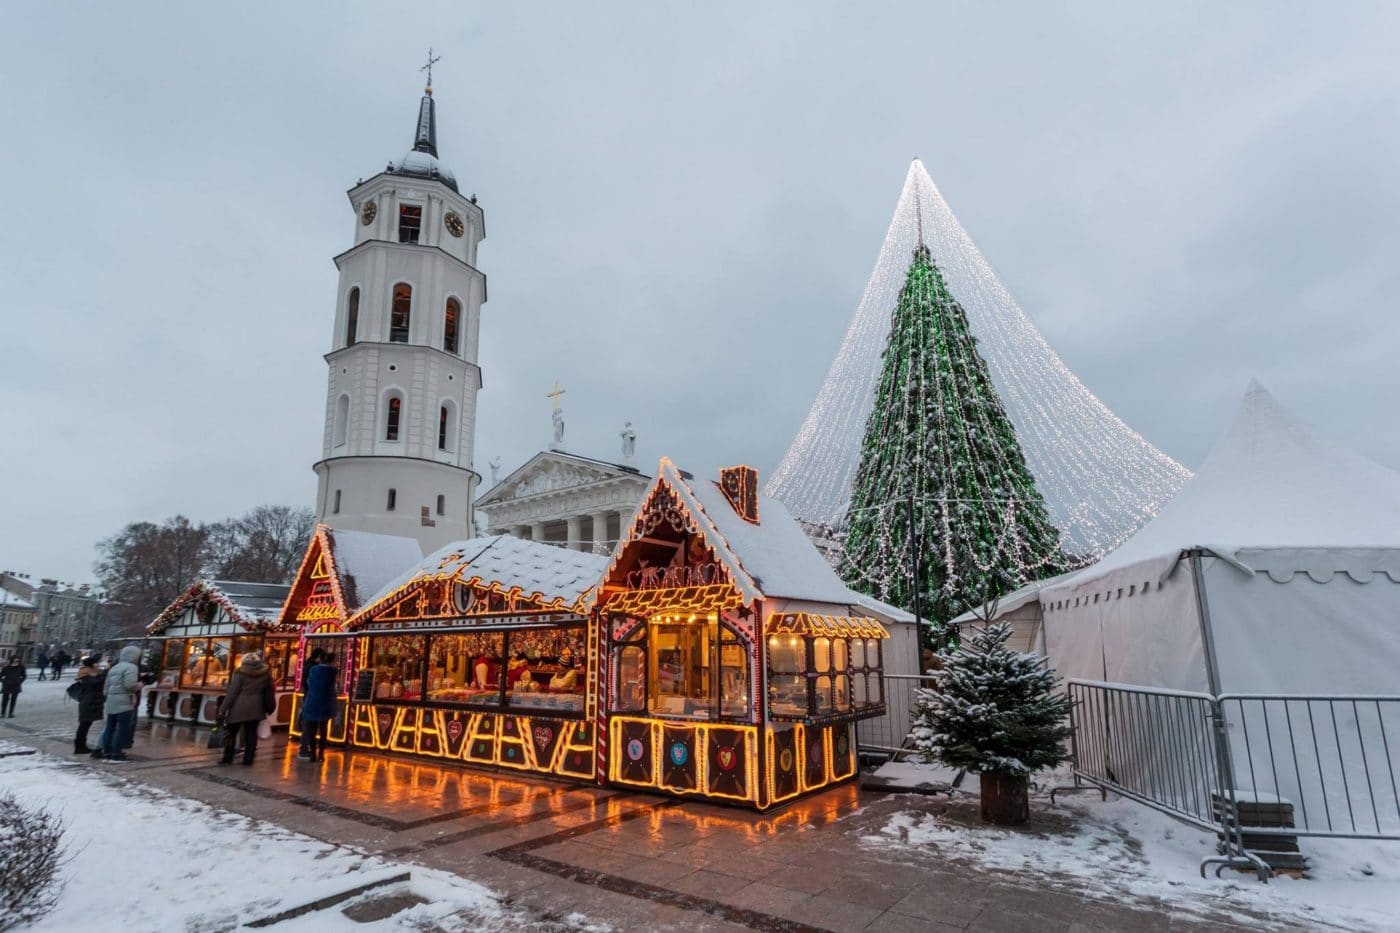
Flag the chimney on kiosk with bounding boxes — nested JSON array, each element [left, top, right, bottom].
[[719, 465, 761, 524]]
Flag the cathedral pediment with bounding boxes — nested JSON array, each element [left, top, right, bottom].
[[476, 451, 649, 509]]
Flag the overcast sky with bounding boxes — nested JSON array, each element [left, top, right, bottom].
[[4, 3, 1399, 583]]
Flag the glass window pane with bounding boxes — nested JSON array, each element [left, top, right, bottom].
[[854, 672, 868, 704], [509, 627, 586, 714], [230, 635, 261, 675], [768, 674, 805, 717], [833, 638, 848, 673], [205, 639, 233, 689], [850, 638, 865, 669], [160, 640, 184, 687], [650, 620, 712, 718], [264, 637, 298, 690], [183, 638, 210, 687], [613, 644, 645, 712], [426, 632, 503, 706], [368, 635, 426, 701], [867, 639, 882, 669], [834, 674, 851, 712], [813, 638, 831, 673], [720, 637, 749, 718], [814, 675, 833, 714], [767, 634, 803, 675]]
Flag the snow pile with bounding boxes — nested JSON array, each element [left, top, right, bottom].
[[0, 751, 511, 931], [864, 792, 1400, 931]]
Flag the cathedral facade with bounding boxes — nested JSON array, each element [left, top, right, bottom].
[[312, 80, 484, 552]]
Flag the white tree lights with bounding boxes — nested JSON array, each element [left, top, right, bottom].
[[766, 161, 1190, 560]]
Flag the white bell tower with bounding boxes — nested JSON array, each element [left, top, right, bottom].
[[313, 66, 485, 552]]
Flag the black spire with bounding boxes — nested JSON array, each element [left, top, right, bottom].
[[413, 92, 438, 157]]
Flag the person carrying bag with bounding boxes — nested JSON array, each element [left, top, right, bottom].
[[218, 651, 275, 766]]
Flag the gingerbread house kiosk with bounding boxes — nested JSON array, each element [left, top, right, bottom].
[[292, 535, 608, 781], [595, 461, 890, 808]]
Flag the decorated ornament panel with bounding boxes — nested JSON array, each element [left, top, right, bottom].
[[661, 725, 698, 792]]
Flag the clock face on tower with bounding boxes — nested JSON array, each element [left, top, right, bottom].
[[360, 201, 377, 225], [444, 211, 464, 238]]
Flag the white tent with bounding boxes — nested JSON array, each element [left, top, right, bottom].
[[1039, 380, 1400, 695], [1034, 382, 1400, 837]]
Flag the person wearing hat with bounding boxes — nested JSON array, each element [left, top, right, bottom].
[[218, 650, 275, 766], [70, 655, 106, 753], [0, 656, 25, 717]]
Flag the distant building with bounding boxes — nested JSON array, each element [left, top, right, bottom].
[[0, 588, 38, 663], [0, 572, 106, 650]]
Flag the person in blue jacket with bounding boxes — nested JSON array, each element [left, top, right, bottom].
[[300, 654, 339, 763]]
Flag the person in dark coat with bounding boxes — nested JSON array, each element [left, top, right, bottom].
[[219, 651, 275, 766], [1, 656, 25, 717], [35, 649, 48, 681], [71, 656, 106, 753], [296, 648, 325, 759], [300, 655, 339, 762], [50, 652, 65, 681]]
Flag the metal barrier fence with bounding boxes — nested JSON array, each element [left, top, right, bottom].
[[1220, 694, 1400, 841], [1064, 680, 1400, 881], [857, 673, 938, 758]]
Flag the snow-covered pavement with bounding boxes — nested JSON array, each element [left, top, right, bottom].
[[0, 740, 566, 931], [5, 678, 1399, 931], [864, 762, 1400, 931]]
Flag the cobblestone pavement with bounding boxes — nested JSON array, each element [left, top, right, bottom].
[[2, 678, 1312, 932]]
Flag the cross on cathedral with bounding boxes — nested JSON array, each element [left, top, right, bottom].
[[421, 47, 442, 91], [546, 380, 567, 412]]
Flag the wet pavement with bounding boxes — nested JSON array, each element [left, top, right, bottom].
[[2, 679, 1301, 932]]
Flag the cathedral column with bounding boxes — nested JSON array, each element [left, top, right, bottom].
[[566, 515, 585, 552], [591, 510, 614, 553], [530, 521, 547, 543], [509, 524, 527, 540]]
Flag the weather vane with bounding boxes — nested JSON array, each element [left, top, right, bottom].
[[421, 47, 442, 92]]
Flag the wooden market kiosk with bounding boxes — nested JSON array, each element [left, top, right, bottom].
[[595, 461, 889, 808], [145, 580, 300, 725], [297, 461, 890, 811], [275, 524, 426, 743], [292, 535, 608, 779]]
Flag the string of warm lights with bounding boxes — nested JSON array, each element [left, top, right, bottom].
[[766, 160, 1191, 560]]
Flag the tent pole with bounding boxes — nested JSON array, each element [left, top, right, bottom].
[[1189, 550, 1223, 697], [1189, 549, 1266, 880]]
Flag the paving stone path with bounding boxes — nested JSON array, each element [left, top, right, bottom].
[[1, 679, 1315, 932]]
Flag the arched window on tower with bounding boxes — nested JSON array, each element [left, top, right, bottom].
[[436, 494, 445, 516], [390, 284, 412, 343], [387, 488, 397, 511], [345, 287, 360, 346], [438, 403, 453, 451], [385, 395, 403, 442], [333, 394, 350, 447], [443, 297, 461, 355]]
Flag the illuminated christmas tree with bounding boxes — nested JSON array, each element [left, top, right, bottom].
[[837, 243, 1064, 644]]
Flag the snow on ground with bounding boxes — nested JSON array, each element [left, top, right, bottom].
[[862, 768, 1400, 932], [0, 747, 566, 931]]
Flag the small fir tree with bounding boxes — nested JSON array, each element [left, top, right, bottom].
[[837, 245, 1064, 647], [910, 622, 1072, 824]]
